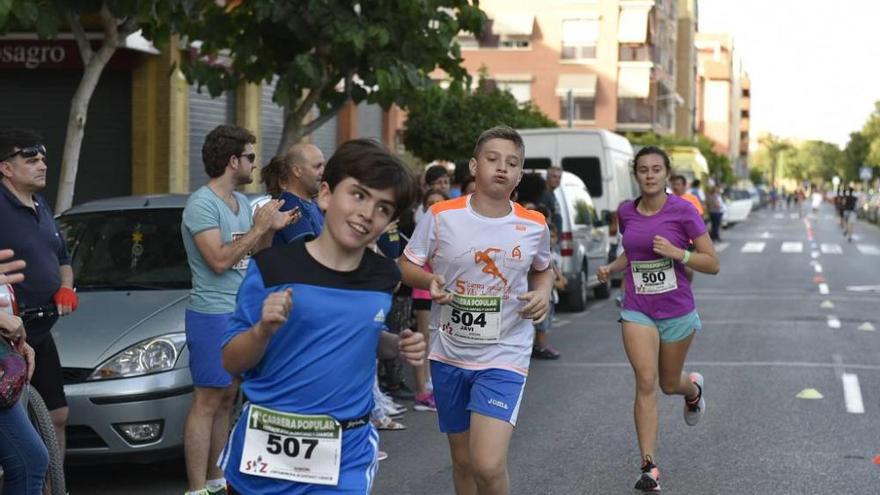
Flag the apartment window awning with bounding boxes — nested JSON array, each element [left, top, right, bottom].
[[618, 4, 652, 44], [562, 18, 600, 44], [617, 65, 652, 98], [556, 74, 598, 98], [492, 13, 535, 37]]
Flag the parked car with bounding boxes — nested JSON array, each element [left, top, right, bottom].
[[55, 194, 193, 462], [522, 169, 611, 311], [722, 189, 753, 226]]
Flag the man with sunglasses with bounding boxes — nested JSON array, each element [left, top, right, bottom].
[[0, 128, 76, 462], [181, 125, 296, 495]]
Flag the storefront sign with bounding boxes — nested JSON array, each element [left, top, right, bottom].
[[0, 39, 138, 70]]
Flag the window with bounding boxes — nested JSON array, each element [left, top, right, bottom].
[[617, 98, 653, 124], [619, 44, 652, 62], [562, 156, 603, 198], [500, 36, 530, 49], [59, 209, 192, 291], [497, 80, 532, 103], [564, 186, 596, 226], [559, 97, 596, 121], [524, 158, 552, 170], [561, 19, 599, 60]]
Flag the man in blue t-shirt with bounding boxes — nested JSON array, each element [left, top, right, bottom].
[[181, 125, 296, 495], [260, 143, 326, 246], [219, 139, 424, 494]]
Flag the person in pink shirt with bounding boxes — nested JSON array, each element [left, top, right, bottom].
[[598, 146, 720, 493]]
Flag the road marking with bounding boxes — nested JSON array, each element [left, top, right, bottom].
[[811, 251, 820, 258], [842, 373, 865, 414], [760, 231, 772, 239], [548, 360, 880, 371], [781, 241, 803, 253], [790, 213, 798, 219], [741, 242, 766, 253], [846, 285, 880, 292], [819, 283, 830, 294], [820, 243, 843, 254], [820, 300, 834, 309], [858, 322, 876, 331], [856, 244, 880, 255], [827, 315, 841, 328], [814, 264, 823, 273], [714, 242, 730, 252], [774, 213, 784, 219], [796, 388, 824, 399]]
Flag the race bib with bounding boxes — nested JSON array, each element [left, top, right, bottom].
[[439, 294, 502, 344], [240, 405, 342, 486], [232, 232, 251, 271], [631, 258, 678, 295]]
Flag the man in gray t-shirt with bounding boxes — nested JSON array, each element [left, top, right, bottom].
[[181, 125, 294, 495]]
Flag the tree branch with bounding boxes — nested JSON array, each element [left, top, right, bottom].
[[301, 98, 349, 137], [67, 10, 93, 65]]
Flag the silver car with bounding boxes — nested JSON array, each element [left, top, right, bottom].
[[55, 194, 193, 461], [525, 170, 611, 312]]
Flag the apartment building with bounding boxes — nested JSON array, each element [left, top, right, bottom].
[[675, 0, 698, 138], [695, 32, 750, 176], [452, 0, 682, 135]]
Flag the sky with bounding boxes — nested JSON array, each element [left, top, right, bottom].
[[698, 0, 880, 148]]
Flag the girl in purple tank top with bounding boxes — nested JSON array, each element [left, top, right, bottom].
[[597, 146, 720, 493]]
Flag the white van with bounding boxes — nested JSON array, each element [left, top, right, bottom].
[[518, 128, 637, 232]]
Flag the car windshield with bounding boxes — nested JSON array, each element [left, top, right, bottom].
[[58, 208, 191, 291]]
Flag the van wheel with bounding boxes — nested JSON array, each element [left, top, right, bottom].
[[565, 266, 588, 312], [593, 278, 611, 299]]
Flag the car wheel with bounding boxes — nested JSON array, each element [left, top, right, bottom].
[[564, 265, 588, 312]]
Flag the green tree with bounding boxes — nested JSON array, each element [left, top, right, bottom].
[[403, 78, 557, 162], [0, 0, 156, 210], [150, 0, 485, 153], [842, 131, 870, 182], [861, 101, 880, 167], [757, 133, 793, 187], [784, 140, 844, 183], [625, 132, 734, 185]]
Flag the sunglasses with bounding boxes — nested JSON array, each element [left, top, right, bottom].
[[0, 144, 47, 162], [239, 152, 256, 163]]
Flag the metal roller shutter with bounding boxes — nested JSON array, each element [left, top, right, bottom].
[[188, 87, 236, 191], [0, 69, 132, 210], [357, 103, 383, 141], [261, 79, 284, 160]]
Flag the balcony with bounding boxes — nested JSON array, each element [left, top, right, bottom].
[[617, 98, 653, 125], [619, 44, 652, 62]]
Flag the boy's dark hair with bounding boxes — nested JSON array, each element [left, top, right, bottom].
[[472, 125, 525, 159], [323, 139, 417, 219], [261, 154, 290, 198], [0, 128, 44, 161], [424, 164, 449, 186], [202, 125, 256, 178], [632, 145, 671, 175], [670, 174, 687, 185]]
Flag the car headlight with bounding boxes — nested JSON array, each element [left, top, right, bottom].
[[88, 333, 186, 381]]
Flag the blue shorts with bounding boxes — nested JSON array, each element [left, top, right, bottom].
[[221, 404, 380, 494], [185, 309, 233, 388], [430, 361, 527, 433], [619, 309, 701, 343]]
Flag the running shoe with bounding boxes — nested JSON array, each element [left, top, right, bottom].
[[206, 486, 227, 495], [531, 345, 561, 360], [376, 390, 407, 417], [683, 372, 705, 426], [413, 392, 437, 412], [634, 461, 661, 492], [378, 450, 389, 461]]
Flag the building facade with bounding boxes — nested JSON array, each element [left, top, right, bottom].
[[674, 0, 698, 138], [452, 0, 683, 136]]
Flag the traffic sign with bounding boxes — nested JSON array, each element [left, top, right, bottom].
[[860, 166, 872, 181]]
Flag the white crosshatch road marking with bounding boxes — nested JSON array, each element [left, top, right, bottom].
[[781, 242, 803, 253], [714, 242, 730, 252], [856, 244, 880, 256], [773, 213, 784, 219], [741, 242, 766, 253], [820, 243, 843, 255]]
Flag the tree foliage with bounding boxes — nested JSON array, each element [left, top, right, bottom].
[[403, 78, 557, 162], [148, 0, 486, 153]]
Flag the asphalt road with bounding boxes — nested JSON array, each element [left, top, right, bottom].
[[66, 203, 880, 494]]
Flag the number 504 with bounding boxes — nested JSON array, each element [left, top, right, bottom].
[[450, 308, 487, 327], [266, 434, 319, 459]]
